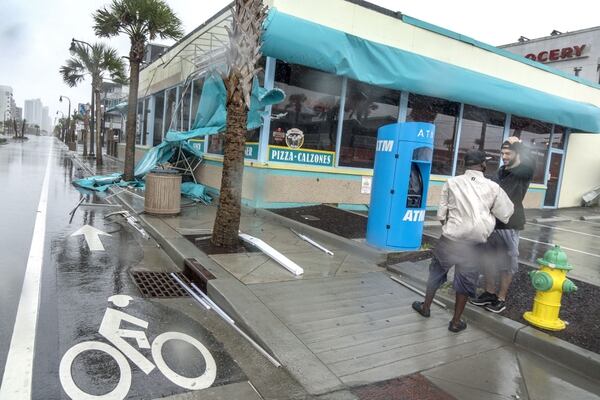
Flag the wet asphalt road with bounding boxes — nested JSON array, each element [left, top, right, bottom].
[[0, 137, 266, 399]]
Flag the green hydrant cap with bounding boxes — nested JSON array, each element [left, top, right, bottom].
[[563, 279, 578, 293], [537, 245, 572, 270], [530, 271, 553, 291]]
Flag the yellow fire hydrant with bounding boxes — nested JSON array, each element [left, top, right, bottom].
[[523, 245, 577, 331]]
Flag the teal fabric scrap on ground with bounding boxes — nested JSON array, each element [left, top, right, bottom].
[[261, 8, 600, 133], [72, 173, 122, 192], [181, 182, 212, 204]]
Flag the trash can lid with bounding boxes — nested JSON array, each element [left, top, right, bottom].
[[149, 168, 179, 175]]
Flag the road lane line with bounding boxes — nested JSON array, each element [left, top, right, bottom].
[[520, 237, 600, 259], [526, 222, 600, 239], [0, 143, 53, 399]]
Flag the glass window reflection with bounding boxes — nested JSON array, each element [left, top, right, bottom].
[[406, 94, 460, 175], [456, 105, 505, 174], [270, 61, 342, 151], [339, 80, 400, 168], [510, 115, 551, 184]]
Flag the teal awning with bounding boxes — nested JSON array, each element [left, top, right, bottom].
[[106, 102, 128, 113], [262, 9, 600, 132]]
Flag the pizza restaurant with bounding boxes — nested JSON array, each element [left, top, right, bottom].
[[134, 0, 600, 210]]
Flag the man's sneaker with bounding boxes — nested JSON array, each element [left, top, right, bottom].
[[469, 291, 497, 306], [485, 299, 506, 313]]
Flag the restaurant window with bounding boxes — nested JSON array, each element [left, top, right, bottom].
[[135, 100, 143, 145], [269, 61, 342, 151], [164, 87, 177, 133], [509, 116, 551, 184], [177, 85, 191, 131], [142, 97, 151, 145], [456, 105, 505, 175], [153, 91, 164, 146], [190, 78, 204, 129], [406, 94, 460, 175], [552, 125, 567, 149], [207, 134, 224, 154], [339, 80, 400, 168]]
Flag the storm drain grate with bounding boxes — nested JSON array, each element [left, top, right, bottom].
[[131, 271, 190, 298]]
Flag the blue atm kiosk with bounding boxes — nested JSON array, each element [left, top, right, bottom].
[[366, 122, 435, 251]]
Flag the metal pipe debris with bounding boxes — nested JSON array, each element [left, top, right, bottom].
[[170, 273, 211, 310], [290, 228, 334, 256], [171, 273, 281, 368], [239, 233, 304, 276], [104, 210, 150, 239]]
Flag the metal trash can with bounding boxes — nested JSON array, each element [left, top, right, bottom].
[[144, 168, 182, 215]]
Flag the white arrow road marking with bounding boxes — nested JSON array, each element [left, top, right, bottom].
[[0, 142, 53, 399], [71, 225, 111, 251]]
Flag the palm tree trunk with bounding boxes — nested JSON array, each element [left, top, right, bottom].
[[124, 60, 140, 181], [95, 88, 103, 166], [211, 79, 247, 248]]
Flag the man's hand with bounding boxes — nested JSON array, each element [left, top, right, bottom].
[[507, 136, 521, 145]]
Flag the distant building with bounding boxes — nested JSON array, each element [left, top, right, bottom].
[[102, 81, 128, 142], [42, 106, 51, 133], [15, 107, 22, 122], [0, 85, 13, 121], [500, 26, 600, 84], [24, 98, 43, 127]]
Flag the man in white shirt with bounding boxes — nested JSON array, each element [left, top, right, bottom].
[[412, 150, 514, 332]]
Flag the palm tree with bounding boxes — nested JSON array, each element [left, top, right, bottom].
[[211, 0, 267, 248], [60, 42, 126, 166], [93, 0, 183, 181]]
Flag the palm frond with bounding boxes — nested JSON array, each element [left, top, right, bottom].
[[92, 0, 122, 37]]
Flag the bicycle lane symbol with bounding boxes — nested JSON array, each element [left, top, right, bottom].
[[59, 295, 217, 400]]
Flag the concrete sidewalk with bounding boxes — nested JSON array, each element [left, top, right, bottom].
[[72, 151, 600, 400]]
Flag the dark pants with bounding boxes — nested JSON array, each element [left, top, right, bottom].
[[426, 236, 482, 297]]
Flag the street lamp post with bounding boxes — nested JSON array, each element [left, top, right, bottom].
[[59, 95, 71, 146], [71, 38, 96, 156]]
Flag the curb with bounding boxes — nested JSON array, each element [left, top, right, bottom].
[[387, 263, 600, 382]]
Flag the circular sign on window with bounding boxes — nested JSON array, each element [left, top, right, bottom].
[[285, 128, 304, 149]]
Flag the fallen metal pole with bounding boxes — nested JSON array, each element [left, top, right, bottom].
[[190, 283, 234, 324], [171, 273, 211, 310], [389, 275, 447, 309], [175, 274, 281, 367], [239, 233, 303, 276], [104, 210, 150, 239], [290, 228, 334, 256], [103, 188, 128, 200], [68, 197, 85, 216]]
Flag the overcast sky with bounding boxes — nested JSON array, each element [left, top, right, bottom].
[[1, 0, 598, 122]]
